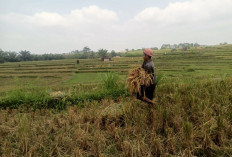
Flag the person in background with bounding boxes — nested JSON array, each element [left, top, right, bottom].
[[137, 48, 156, 106]]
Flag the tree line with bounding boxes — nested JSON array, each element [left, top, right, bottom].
[[3, 42, 224, 63], [65, 46, 118, 59], [0, 49, 64, 63], [160, 43, 200, 49], [0, 47, 121, 63], [0, 44, 195, 63]]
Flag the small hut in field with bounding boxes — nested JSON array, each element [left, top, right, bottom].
[[102, 56, 112, 61]]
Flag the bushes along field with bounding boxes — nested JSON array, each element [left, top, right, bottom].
[[0, 72, 128, 110]]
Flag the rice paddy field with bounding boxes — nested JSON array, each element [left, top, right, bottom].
[[1, 45, 232, 94], [0, 44, 232, 156]]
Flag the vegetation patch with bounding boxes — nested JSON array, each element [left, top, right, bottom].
[[0, 77, 231, 156]]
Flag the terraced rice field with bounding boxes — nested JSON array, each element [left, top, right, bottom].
[[1, 45, 232, 95]]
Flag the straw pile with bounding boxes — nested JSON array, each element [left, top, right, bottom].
[[127, 67, 154, 95], [101, 103, 123, 117]]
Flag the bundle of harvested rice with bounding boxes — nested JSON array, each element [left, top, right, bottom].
[[127, 67, 154, 95]]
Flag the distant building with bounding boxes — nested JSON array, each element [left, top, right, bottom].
[[102, 56, 112, 61]]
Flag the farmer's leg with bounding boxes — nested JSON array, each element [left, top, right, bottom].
[[145, 84, 156, 100]]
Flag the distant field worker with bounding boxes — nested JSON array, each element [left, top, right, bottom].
[[137, 48, 156, 105]]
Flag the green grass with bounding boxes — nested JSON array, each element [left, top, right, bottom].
[[65, 73, 105, 84], [0, 72, 129, 110], [64, 72, 127, 85]]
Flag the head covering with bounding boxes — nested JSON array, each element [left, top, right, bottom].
[[143, 48, 153, 57]]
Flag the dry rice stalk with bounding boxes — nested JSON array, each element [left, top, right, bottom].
[[127, 67, 153, 95]]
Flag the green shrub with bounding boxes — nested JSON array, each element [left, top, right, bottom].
[[102, 72, 119, 90]]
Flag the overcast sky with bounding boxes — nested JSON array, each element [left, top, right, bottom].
[[0, 0, 232, 54]]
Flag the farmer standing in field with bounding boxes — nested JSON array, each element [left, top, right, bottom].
[[137, 48, 156, 105]]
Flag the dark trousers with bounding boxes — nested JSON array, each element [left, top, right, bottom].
[[136, 83, 156, 100]]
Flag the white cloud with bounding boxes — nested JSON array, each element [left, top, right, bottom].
[[69, 5, 118, 23], [0, 5, 120, 53], [29, 12, 66, 26], [119, 0, 232, 48], [0, 5, 118, 27], [0, 1, 232, 53], [133, 0, 232, 25]]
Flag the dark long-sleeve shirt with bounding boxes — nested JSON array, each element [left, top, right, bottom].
[[142, 59, 156, 84]]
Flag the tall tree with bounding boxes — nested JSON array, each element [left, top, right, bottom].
[[19, 50, 32, 61], [110, 50, 116, 57], [98, 49, 108, 58], [82, 46, 91, 53], [7, 51, 19, 62], [0, 49, 5, 63]]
